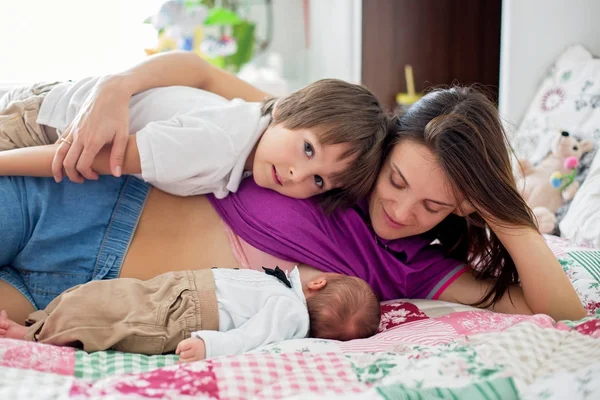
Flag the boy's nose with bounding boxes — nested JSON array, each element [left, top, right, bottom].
[[288, 166, 309, 183]]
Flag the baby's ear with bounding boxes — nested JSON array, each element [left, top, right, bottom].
[[271, 98, 281, 120], [307, 277, 327, 291]]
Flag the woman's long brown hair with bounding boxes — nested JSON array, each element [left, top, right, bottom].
[[390, 86, 538, 307]]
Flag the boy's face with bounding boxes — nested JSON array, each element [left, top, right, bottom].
[[250, 123, 352, 199]]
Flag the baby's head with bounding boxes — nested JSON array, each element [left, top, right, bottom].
[[303, 273, 381, 341], [251, 79, 394, 211]]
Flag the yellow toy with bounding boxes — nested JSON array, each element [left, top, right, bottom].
[[396, 65, 423, 107]]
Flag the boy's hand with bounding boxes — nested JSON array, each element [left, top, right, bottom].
[[176, 337, 206, 363], [52, 75, 131, 183]]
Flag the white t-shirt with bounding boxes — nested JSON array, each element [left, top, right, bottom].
[[37, 77, 271, 198], [193, 267, 309, 358]]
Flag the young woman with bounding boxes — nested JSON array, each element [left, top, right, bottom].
[[0, 52, 585, 324]]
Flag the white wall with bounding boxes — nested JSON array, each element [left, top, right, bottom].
[[246, 0, 308, 85], [307, 0, 362, 84], [248, 0, 361, 90], [499, 0, 600, 131]]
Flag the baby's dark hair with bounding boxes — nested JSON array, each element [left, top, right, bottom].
[[261, 79, 394, 212], [305, 274, 381, 341]]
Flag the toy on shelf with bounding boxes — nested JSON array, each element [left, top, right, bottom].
[[396, 65, 422, 108], [145, 0, 272, 73]]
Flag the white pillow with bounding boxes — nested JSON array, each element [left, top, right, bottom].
[[560, 149, 600, 247], [512, 45, 600, 163]]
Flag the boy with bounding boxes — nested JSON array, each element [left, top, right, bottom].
[[0, 77, 392, 210]]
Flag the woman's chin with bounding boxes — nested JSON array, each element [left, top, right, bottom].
[[372, 223, 404, 240]]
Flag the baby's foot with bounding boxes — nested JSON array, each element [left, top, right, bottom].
[[0, 310, 28, 340]]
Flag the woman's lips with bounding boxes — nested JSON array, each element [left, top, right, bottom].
[[272, 166, 283, 186], [382, 207, 405, 229]]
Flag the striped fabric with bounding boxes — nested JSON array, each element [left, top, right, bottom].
[[377, 377, 519, 400], [341, 319, 458, 352], [569, 250, 600, 283]]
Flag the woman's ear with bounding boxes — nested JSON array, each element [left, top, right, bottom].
[[307, 277, 327, 291], [452, 199, 476, 217]]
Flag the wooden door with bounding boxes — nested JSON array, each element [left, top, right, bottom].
[[361, 0, 502, 110]]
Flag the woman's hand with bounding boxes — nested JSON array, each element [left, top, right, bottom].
[[52, 75, 132, 183], [176, 337, 206, 363]]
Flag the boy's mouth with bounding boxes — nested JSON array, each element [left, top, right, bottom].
[[272, 166, 283, 186]]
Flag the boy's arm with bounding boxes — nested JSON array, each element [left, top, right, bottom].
[[192, 297, 309, 358], [0, 136, 141, 178], [55, 51, 270, 183]]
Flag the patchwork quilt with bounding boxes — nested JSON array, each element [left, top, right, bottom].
[[1, 235, 599, 399]]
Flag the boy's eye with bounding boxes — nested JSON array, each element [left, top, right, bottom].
[[304, 141, 314, 158], [314, 175, 324, 189]]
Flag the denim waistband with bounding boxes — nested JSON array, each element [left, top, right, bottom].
[[92, 176, 150, 281]]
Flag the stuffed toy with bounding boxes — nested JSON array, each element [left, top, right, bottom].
[[518, 130, 594, 234]]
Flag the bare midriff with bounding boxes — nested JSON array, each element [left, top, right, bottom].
[[119, 187, 239, 281]]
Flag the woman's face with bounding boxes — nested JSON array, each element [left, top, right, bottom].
[[368, 140, 461, 240]]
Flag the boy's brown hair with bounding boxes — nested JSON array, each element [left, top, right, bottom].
[[305, 274, 381, 341], [262, 79, 393, 212]]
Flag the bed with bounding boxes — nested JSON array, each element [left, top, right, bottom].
[[1, 234, 599, 399], [3, 38, 600, 400]]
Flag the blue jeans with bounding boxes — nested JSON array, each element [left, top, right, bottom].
[[0, 175, 149, 309]]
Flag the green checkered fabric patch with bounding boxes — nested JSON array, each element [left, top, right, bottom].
[[75, 350, 179, 379]]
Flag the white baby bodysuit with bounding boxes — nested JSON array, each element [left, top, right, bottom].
[[193, 267, 309, 358]]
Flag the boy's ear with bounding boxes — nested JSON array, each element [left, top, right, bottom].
[[307, 277, 327, 291]]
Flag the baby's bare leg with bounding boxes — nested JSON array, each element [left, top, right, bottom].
[[0, 281, 35, 324], [0, 310, 28, 340]]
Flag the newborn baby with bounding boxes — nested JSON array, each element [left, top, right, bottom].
[[0, 266, 381, 361]]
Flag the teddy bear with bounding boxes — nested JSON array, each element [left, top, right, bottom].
[[518, 130, 594, 234]]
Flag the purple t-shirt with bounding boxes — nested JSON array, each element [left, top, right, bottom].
[[208, 179, 466, 301]]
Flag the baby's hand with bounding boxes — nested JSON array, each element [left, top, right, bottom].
[[176, 337, 206, 363]]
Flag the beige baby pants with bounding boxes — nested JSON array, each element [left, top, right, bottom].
[[24, 270, 219, 355]]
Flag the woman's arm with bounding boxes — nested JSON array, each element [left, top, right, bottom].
[[439, 224, 586, 321], [54, 51, 270, 183], [492, 224, 585, 320], [116, 51, 271, 103], [2, 136, 141, 178]]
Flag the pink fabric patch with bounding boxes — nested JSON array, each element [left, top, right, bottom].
[[70, 363, 219, 399], [213, 352, 363, 399], [438, 311, 555, 336], [574, 319, 600, 338], [378, 300, 429, 332], [0, 338, 74, 375]]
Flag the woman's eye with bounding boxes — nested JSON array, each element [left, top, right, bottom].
[[389, 174, 405, 189], [304, 141, 314, 158], [424, 207, 441, 215], [314, 175, 324, 189]]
